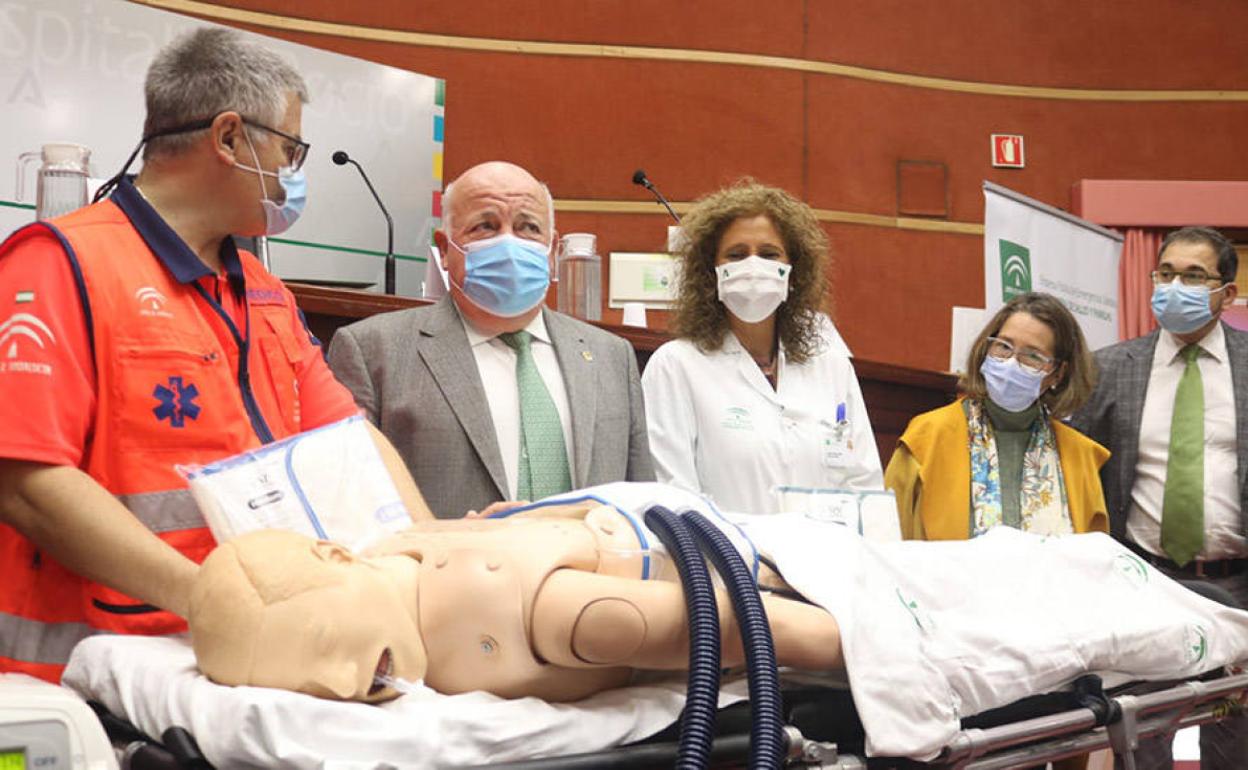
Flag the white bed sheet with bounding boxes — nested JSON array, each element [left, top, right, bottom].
[[740, 517, 1248, 759], [64, 635, 748, 769]]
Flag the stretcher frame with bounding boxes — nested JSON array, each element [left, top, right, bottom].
[[89, 669, 1248, 769], [453, 670, 1248, 769]]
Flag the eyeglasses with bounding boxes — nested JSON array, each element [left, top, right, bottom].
[[242, 118, 310, 172], [986, 336, 1057, 374], [143, 114, 311, 172], [1151, 268, 1222, 287]]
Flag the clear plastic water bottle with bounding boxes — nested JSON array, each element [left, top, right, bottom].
[[557, 233, 601, 321]]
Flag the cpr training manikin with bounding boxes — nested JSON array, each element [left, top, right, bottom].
[[188, 499, 844, 704]]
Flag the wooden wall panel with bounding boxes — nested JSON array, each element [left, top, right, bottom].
[[172, 0, 1248, 372], [807, 0, 1248, 88]]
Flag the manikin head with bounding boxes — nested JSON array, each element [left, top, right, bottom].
[[189, 530, 426, 702], [434, 161, 557, 337]]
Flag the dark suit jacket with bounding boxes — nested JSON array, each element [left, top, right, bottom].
[[1069, 322, 1248, 540], [326, 296, 654, 518]]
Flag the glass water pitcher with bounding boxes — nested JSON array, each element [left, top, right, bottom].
[[15, 143, 91, 221]]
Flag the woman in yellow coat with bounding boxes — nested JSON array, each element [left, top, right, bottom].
[[886, 292, 1109, 540]]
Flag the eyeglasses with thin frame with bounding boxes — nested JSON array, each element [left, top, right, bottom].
[[240, 117, 310, 172], [144, 113, 310, 172], [986, 336, 1057, 374], [1151, 268, 1223, 288]]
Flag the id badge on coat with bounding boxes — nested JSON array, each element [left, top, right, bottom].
[[821, 403, 853, 468]]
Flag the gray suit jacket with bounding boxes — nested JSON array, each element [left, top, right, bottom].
[[326, 297, 654, 518], [1069, 322, 1248, 540]]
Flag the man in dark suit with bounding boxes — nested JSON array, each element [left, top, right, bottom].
[[328, 161, 653, 518], [1071, 226, 1247, 769]]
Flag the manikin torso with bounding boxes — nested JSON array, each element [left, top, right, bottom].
[[373, 504, 650, 700], [188, 504, 842, 703]]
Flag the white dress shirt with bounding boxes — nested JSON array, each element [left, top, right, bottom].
[[461, 310, 574, 501], [641, 323, 883, 516], [1127, 323, 1245, 559]]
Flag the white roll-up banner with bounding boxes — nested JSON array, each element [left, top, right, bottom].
[[983, 181, 1122, 351]]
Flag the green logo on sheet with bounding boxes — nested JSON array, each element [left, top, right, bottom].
[[895, 588, 935, 633], [999, 239, 1032, 300], [1185, 624, 1209, 666], [1112, 553, 1150, 589]]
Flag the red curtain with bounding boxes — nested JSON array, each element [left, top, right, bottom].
[[1119, 228, 1163, 341]]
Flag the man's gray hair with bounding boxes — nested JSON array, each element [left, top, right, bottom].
[[440, 179, 556, 243], [143, 27, 308, 159]]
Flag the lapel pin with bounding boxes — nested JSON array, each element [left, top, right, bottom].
[[581, 350, 594, 362]]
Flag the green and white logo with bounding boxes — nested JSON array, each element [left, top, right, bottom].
[[895, 588, 936, 633], [720, 406, 754, 431], [999, 239, 1032, 300], [1184, 623, 1209, 666], [1112, 553, 1150, 589]]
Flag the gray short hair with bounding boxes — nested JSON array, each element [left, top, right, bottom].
[[441, 179, 556, 242], [143, 27, 308, 159]]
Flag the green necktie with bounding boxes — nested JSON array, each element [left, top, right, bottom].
[[499, 330, 572, 500], [1160, 344, 1205, 566]]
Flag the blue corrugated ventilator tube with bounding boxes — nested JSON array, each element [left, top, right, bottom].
[[642, 505, 721, 770], [685, 510, 785, 770]]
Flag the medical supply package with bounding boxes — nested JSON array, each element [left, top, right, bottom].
[[772, 486, 901, 542], [180, 415, 409, 552]]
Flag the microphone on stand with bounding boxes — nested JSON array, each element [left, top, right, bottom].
[[332, 150, 396, 295], [632, 169, 680, 223]]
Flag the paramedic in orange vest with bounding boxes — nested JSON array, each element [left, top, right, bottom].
[[0, 27, 432, 682]]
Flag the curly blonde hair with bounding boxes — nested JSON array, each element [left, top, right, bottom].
[[670, 179, 828, 363]]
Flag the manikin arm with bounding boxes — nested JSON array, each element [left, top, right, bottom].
[[531, 569, 843, 673], [0, 460, 197, 616]]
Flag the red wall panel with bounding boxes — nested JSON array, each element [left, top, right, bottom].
[[199, 1, 1248, 371]]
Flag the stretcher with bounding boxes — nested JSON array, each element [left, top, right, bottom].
[[60, 492, 1248, 769], [64, 645, 1248, 769]]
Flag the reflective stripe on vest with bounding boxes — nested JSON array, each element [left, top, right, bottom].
[[0, 611, 98, 667], [119, 489, 204, 533]]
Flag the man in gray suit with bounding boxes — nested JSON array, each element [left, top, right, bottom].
[[328, 161, 653, 518], [1071, 226, 1247, 769]]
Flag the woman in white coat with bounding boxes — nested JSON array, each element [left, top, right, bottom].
[[641, 180, 882, 515]]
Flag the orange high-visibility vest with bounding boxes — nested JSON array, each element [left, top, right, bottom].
[[0, 197, 307, 681]]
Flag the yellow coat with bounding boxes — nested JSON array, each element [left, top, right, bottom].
[[885, 399, 1110, 540]]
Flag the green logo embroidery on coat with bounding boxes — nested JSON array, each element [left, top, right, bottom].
[[721, 406, 753, 431]]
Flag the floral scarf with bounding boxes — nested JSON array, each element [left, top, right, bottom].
[[967, 398, 1072, 537]]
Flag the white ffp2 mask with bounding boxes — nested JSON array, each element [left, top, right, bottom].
[[717, 256, 791, 323]]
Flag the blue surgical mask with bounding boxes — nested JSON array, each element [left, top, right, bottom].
[[980, 356, 1046, 412], [1151, 281, 1224, 335], [236, 133, 307, 236], [450, 233, 551, 317]]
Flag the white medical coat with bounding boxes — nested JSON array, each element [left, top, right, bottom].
[[641, 329, 882, 515]]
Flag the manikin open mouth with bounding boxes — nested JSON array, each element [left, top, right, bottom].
[[369, 647, 394, 695]]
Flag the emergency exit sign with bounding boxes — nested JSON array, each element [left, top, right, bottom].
[[992, 134, 1025, 168]]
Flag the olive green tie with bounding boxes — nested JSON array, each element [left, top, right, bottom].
[[1160, 344, 1204, 567], [499, 330, 572, 500]]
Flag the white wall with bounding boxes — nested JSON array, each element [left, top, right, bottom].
[[0, 0, 444, 296]]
